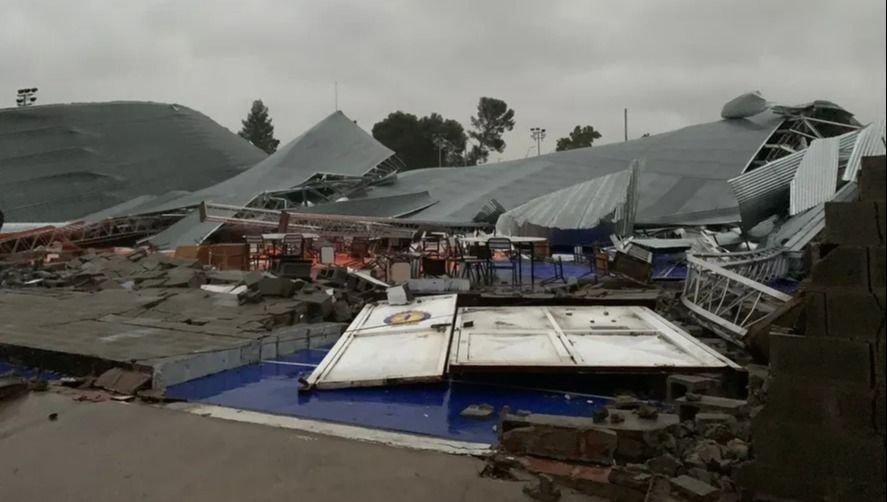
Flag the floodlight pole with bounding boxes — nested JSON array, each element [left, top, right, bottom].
[[530, 127, 546, 156], [432, 134, 446, 167], [16, 87, 38, 107], [624, 108, 628, 142]]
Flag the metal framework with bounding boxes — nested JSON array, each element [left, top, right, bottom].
[[690, 247, 788, 284], [744, 108, 859, 173], [257, 155, 407, 209], [199, 202, 482, 239], [0, 215, 181, 258], [681, 254, 792, 345]]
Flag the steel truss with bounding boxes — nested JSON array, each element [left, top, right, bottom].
[[199, 202, 482, 239], [0, 215, 181, 258], [681, 254, 792, 345], [690, 247, 788, 284]]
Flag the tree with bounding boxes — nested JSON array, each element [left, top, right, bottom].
[[467, 97, 515, 164], [372, 111, 467, 170], [238, 99, 280, 154], [555, 125, 602, 151]]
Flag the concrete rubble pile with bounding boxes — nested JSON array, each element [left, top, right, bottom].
[[0, 249, 373, 324], [0, 250, 397, 391], [483, 374, 761, 502]]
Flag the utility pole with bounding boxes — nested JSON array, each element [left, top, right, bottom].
[[16, 87, 38, 107], [624, 108, 628, 142], [334, 81, 338, 112], [530, 127, 546, 156]]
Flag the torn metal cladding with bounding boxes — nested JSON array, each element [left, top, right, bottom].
[[789, 136, 841, 215]]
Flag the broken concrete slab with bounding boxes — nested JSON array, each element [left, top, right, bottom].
[[666, 374, 720, 401], [499, 412, 618, 464], [256, 275, 297, 297], [93, 367, 152, 394], [162, 267, 206, 288], [676, 395, 748, 421], [669, 474, 719, 501]]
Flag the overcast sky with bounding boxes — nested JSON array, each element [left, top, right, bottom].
[[3, 0, 885, 161]]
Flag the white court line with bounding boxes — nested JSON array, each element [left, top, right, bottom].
[[261, 360, 318, 367], [167, 403, 491, 456]]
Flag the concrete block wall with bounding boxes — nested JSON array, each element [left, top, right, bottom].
[[741, 156, 887, 501]]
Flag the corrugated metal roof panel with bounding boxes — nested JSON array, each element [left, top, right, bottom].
[[358, 111, 784, 227], [769, 181, 858, 251], [494, 167, 632, 237], [142, 111, 395, 248], [843, 119, 886, 181], [729, 128, 862, 229], [789, 137, 840, 215]]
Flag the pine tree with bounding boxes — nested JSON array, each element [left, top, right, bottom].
[[238, 99, 280, 154]]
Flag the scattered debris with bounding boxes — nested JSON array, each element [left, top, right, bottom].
[[94, 368, 152, 395], [499, 412, 618, 464], [522, 474, 561, 502], [460, 403, 495, 419], [0, 376, 27, 401]]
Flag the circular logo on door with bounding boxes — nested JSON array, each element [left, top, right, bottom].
[[384, 310, 431, 325]]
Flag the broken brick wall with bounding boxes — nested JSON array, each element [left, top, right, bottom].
[[740, 155, 886, 501]]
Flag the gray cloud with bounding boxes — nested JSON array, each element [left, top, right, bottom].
[[3, 0, 884, 162]]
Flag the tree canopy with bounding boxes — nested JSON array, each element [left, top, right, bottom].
[[467, 97, 515, 164], [372, 111, 467, 170], [238, 99, 280, 154], [555, 125, 602, 151]]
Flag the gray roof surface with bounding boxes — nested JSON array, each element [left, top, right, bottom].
[[495, 167, 632, 237], [299, 191, 436, 218], [0, 101, 266, 222], [344, 111, 783, 226], [143, 111, 395, 248]]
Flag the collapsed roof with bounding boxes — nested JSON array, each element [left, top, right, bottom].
[[117, 111, 398, 248], [9, 94, 868, 252], [337, 110, 783, 228], [0, 101, 266, 222]]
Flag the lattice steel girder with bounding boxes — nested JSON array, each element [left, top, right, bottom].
[[199, 202, 483, 239], [681, 255, 791, 345], [0, 215, 181, 257]]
